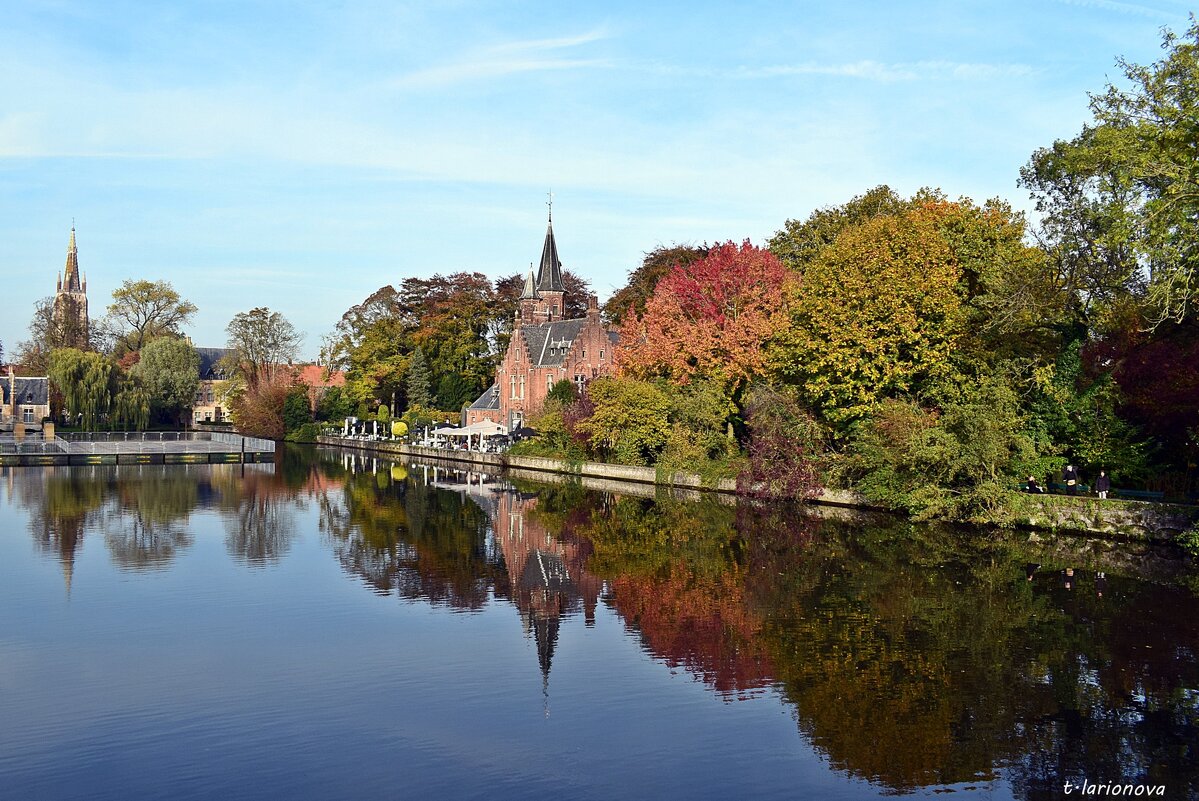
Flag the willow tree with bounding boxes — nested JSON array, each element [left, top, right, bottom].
[[48, 348, 117, 429]]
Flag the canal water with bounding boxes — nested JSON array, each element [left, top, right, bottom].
[[1, 447, 1197, 800]]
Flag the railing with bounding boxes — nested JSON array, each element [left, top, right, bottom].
[[1, 431, 276, 455]]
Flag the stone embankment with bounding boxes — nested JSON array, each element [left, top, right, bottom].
[[318, 437, 1198, 542]]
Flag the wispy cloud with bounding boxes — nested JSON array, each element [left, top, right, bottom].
[[391, 28, 611, 89], [651, 60, 1037, 83], [1050, 0, 1181, 20]]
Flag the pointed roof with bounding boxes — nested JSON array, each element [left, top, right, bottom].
[[535, 218, 565, 293], [519, 264, 540, 300], [63, 226, 82, 293]]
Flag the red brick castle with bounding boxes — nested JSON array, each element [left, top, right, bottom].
[[466, 213, 618, 429]]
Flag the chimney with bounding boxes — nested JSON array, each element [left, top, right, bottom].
[[586, 294, 600, 319]]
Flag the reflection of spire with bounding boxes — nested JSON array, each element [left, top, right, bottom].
[[532, 612, 559, 718], [63, 553, 74, 600]]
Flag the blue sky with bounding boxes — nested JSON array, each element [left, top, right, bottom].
[[1, 0, 1193, 360]]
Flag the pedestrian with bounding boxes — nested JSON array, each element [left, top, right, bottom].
[[1096, 470, 1110, 500], [1026, 475, 1044, 493], [1062, 464, 1078, 495]]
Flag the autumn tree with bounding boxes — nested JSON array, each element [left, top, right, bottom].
[[769, 185, 914, 273], [618, 241, 792, 394], [225, 307, 302, 389], [105, 280, 198, 356], [604, 244, 709, 325]]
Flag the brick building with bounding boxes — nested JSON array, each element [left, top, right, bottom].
[[466, 214, 618, 429]]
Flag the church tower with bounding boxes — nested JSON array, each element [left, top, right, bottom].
[[53, 225, 89, 348]]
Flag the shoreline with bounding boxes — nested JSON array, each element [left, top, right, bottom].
[[316, 436, 1199, 544]]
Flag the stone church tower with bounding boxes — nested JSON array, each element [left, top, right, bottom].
[[53, 226, 89, 348]]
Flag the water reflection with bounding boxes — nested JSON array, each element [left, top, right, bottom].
[[4, 448, 1197, 798], [318, 450, 1199, 796]]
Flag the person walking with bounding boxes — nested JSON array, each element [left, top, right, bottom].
[[1026, 475, 1044, 493], [1096, 470, 1110, 500]]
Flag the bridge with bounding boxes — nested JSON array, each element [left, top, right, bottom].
[[0, 431, 276, 466]]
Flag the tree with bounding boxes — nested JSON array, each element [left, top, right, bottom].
[[848, 377, 1048, 521], [406, 347, 433, 409], [737, 385, 824, 500], [1021, 19, 1199, 328], [48, 348, 117, 429], [769, 185, 914, 273], [16, 297, 90, 373], [225, 307, 302, 389], [770, 208, 965, 428], [283, 387, 312, 432], [605, 246, 709, 326], [569, 377, 671, 465], [130, 337, 200, 426], [106, 280, 198, 355], [618, 241, 792, 393], [546, 379, 578, 405]]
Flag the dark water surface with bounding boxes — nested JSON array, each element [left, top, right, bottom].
[[2, 446, 1197, 800]]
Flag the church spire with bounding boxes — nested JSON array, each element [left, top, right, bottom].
[[63, 225, 82, 293], [534, 213, 565, 294]]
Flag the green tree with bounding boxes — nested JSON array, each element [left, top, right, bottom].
[[546, 379, 578, 405], [48, 348, 117, 429], [283, 387, 312, 432], [571, 377, 671, 465], [105, 279, 198, 355], [406, 347, 433, 409], [1021, 19, 1199, 328], [130, 337, 200, 426], [848, 377, 1048, 521]]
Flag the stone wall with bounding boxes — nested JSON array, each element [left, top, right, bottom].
[[316, 437, 1198, 540]]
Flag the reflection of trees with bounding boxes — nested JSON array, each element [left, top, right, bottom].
[[577, 495, 776, 697], [17, 468, 107, 593], [219, 469, 300, 565], [558, 488, 1199, 796], [104, 472, 198, 569], [318, 463, 501, 607]]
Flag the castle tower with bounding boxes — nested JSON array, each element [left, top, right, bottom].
[[518, 264, 541, 324], [533, 214, 565, 322], [53, 225, 89, 348]]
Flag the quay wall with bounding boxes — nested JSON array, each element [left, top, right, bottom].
[[318, 437, 1199, 542]]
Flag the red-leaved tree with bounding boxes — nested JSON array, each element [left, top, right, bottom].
[[617, 240, 793, 392]]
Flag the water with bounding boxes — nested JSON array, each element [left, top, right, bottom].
[[1, 446, 1197, 800]]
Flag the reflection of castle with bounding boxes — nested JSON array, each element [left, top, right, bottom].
[[492, 488, 601, 691], [420, 465, 602, 703]]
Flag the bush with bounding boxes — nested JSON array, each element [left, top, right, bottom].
[[285, 422, 322, 443]]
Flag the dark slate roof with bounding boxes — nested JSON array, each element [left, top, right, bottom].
[[519, 318, 588, 367], [519, 550, 573, 594], [519, 267, 540, 300], [3, 377, 49, 406], [607, 330, 620, 345], [468, 384, 500, 411], [196, 347, 233, 380], [535, 220, 565, 293]]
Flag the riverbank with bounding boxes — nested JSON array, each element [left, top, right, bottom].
[[317, 436, 1199, 543]]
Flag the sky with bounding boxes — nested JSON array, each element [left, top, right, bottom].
[[1, 0, 1194, 361]]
